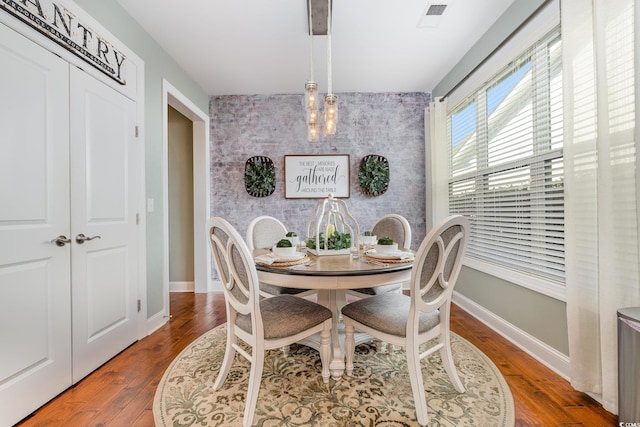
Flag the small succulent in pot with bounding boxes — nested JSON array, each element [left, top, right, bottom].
[[276, 239, 293, 247], [273, 238, 296, 257], [285, 231, 300, 247], [377, 237, 394, 245], [375, 236, 398, 255], [361, 230, 377, 246]]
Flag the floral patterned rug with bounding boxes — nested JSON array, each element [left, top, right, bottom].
[[154, 324, 514, 426]]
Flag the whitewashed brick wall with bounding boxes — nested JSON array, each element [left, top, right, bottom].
[[209, 92, 430, 251]]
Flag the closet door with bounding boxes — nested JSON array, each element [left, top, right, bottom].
[[0, 23, 72, 426], [69, 67, 139, 383]]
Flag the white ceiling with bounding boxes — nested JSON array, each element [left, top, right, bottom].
[[115, 0, 516, 96]]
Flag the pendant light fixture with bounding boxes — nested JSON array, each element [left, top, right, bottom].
[[323, 0, 337, 136], [305, 0, 319, 142]]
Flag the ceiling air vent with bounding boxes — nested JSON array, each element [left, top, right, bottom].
[[426, 4, 447, 16], [417, 2, 449, 28]]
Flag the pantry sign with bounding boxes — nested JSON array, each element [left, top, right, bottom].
[[1, 0, 127, 85]]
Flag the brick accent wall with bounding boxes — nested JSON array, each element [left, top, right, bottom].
[[209, 92, 430, 250]]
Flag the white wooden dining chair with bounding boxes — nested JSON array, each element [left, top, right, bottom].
[[246, 215, 314, 298], [348, 213, 412, 298], [208, 217, 332, 427], [246, 215, 287, 251], [341, 215, 469, 426]]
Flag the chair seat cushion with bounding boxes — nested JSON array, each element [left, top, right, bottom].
[[350, 283, 402, 296], [260, 282, 310, 296], [341, 293, 439, 337], [237, 295, 332, 339]]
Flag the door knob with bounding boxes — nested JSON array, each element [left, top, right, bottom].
[[51, 235, 71, 246], [75, 234, 101, 244]]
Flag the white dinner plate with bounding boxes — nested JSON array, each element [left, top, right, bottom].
[[366, 251, 414, 260], [254, 251, 307, 266], [269, 251, 307, 262]]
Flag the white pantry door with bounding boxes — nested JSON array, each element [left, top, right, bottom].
[[69, 67, 139, 383], [0, 22, 141, 425], [0, 23, 72, 425]]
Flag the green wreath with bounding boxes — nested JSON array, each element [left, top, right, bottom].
[[244, 156, 275, 197], [358, 154, 389, 196]]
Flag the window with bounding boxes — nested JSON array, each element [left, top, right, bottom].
[[448, 29, 564, 284]]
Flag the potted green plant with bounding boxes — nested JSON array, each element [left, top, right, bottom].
[[285, 231, 300, 246], [306, 230, 351, 252], [361, 230, 377, 245], [375, 236, 398, 254], [273, 238, 296, 257]]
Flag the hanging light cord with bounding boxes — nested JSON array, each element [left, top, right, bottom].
[[326, 0, 332, 94], [308, 0, 314, 80]]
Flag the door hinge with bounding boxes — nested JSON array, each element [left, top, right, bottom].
[[135, 126, 139, 138], [137, 299, 141, 312], [136, 213, 140, 225]]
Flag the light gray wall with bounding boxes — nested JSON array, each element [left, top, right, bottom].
[[433, 0, 548, 97], [168, 107, 194, 283], [457, 268, 569, 354], [73, 0, 209, 317], [432, 0, 568, 356]]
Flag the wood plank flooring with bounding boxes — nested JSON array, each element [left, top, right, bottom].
[[17, 292, 618, 426]]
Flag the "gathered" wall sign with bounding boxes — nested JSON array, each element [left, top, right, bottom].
[[284, 154, 350, 199]]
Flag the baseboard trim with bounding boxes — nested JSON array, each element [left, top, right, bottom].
[[146, 309, 168, 336], [170, 281, 194, 292], [452, 291, 570, 381], [199, 280, 222, 293]]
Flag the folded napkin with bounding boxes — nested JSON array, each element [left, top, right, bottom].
[[394, 251, 414, 260], [254, 253, 278, 265]]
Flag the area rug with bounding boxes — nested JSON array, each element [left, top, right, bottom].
[[154, 324, 514, 426]]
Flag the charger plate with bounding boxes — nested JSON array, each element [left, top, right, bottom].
[[255, 255, 311, 268], [364, 254, 414, 264]]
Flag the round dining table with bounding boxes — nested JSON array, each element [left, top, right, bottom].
[[254, 250, 414, 379]]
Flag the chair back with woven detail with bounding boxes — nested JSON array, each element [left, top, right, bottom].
[[372, 213, 412, 250], [349, 214, 412, 297], [209, 217, 256, 321], [341, 215, 469, 426], [246, 215, 314, 298], [412, 215, 467, 315], [246, 215, 287, 250], [208, 217, 333, 427]]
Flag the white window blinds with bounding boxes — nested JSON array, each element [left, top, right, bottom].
[[448, 29, 564, 284]]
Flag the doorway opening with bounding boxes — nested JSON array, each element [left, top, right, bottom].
[[168, 106, 194, 291], [162, 79, 211, 318]]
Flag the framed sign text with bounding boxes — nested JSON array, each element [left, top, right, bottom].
[[284, 154, 350, 199]]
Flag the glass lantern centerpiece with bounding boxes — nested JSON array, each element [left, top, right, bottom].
[[305, 193, 360, 256]]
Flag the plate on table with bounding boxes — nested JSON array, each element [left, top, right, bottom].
[[272, 251, 307, 262], [366, 250, 414, 261], [255, 251, 308, 266]]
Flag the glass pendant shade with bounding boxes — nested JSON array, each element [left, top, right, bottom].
[[323, 93, 338, 136], [308, 123, 319, 142], [305, 81, 318, 112], [305, 81, 319, 141]]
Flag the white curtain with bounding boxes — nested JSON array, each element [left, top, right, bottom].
[[427, 97, 450, 225], [563, 0, 639, 413]]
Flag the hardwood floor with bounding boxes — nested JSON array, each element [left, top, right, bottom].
[[17, 292, 617, 426]]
